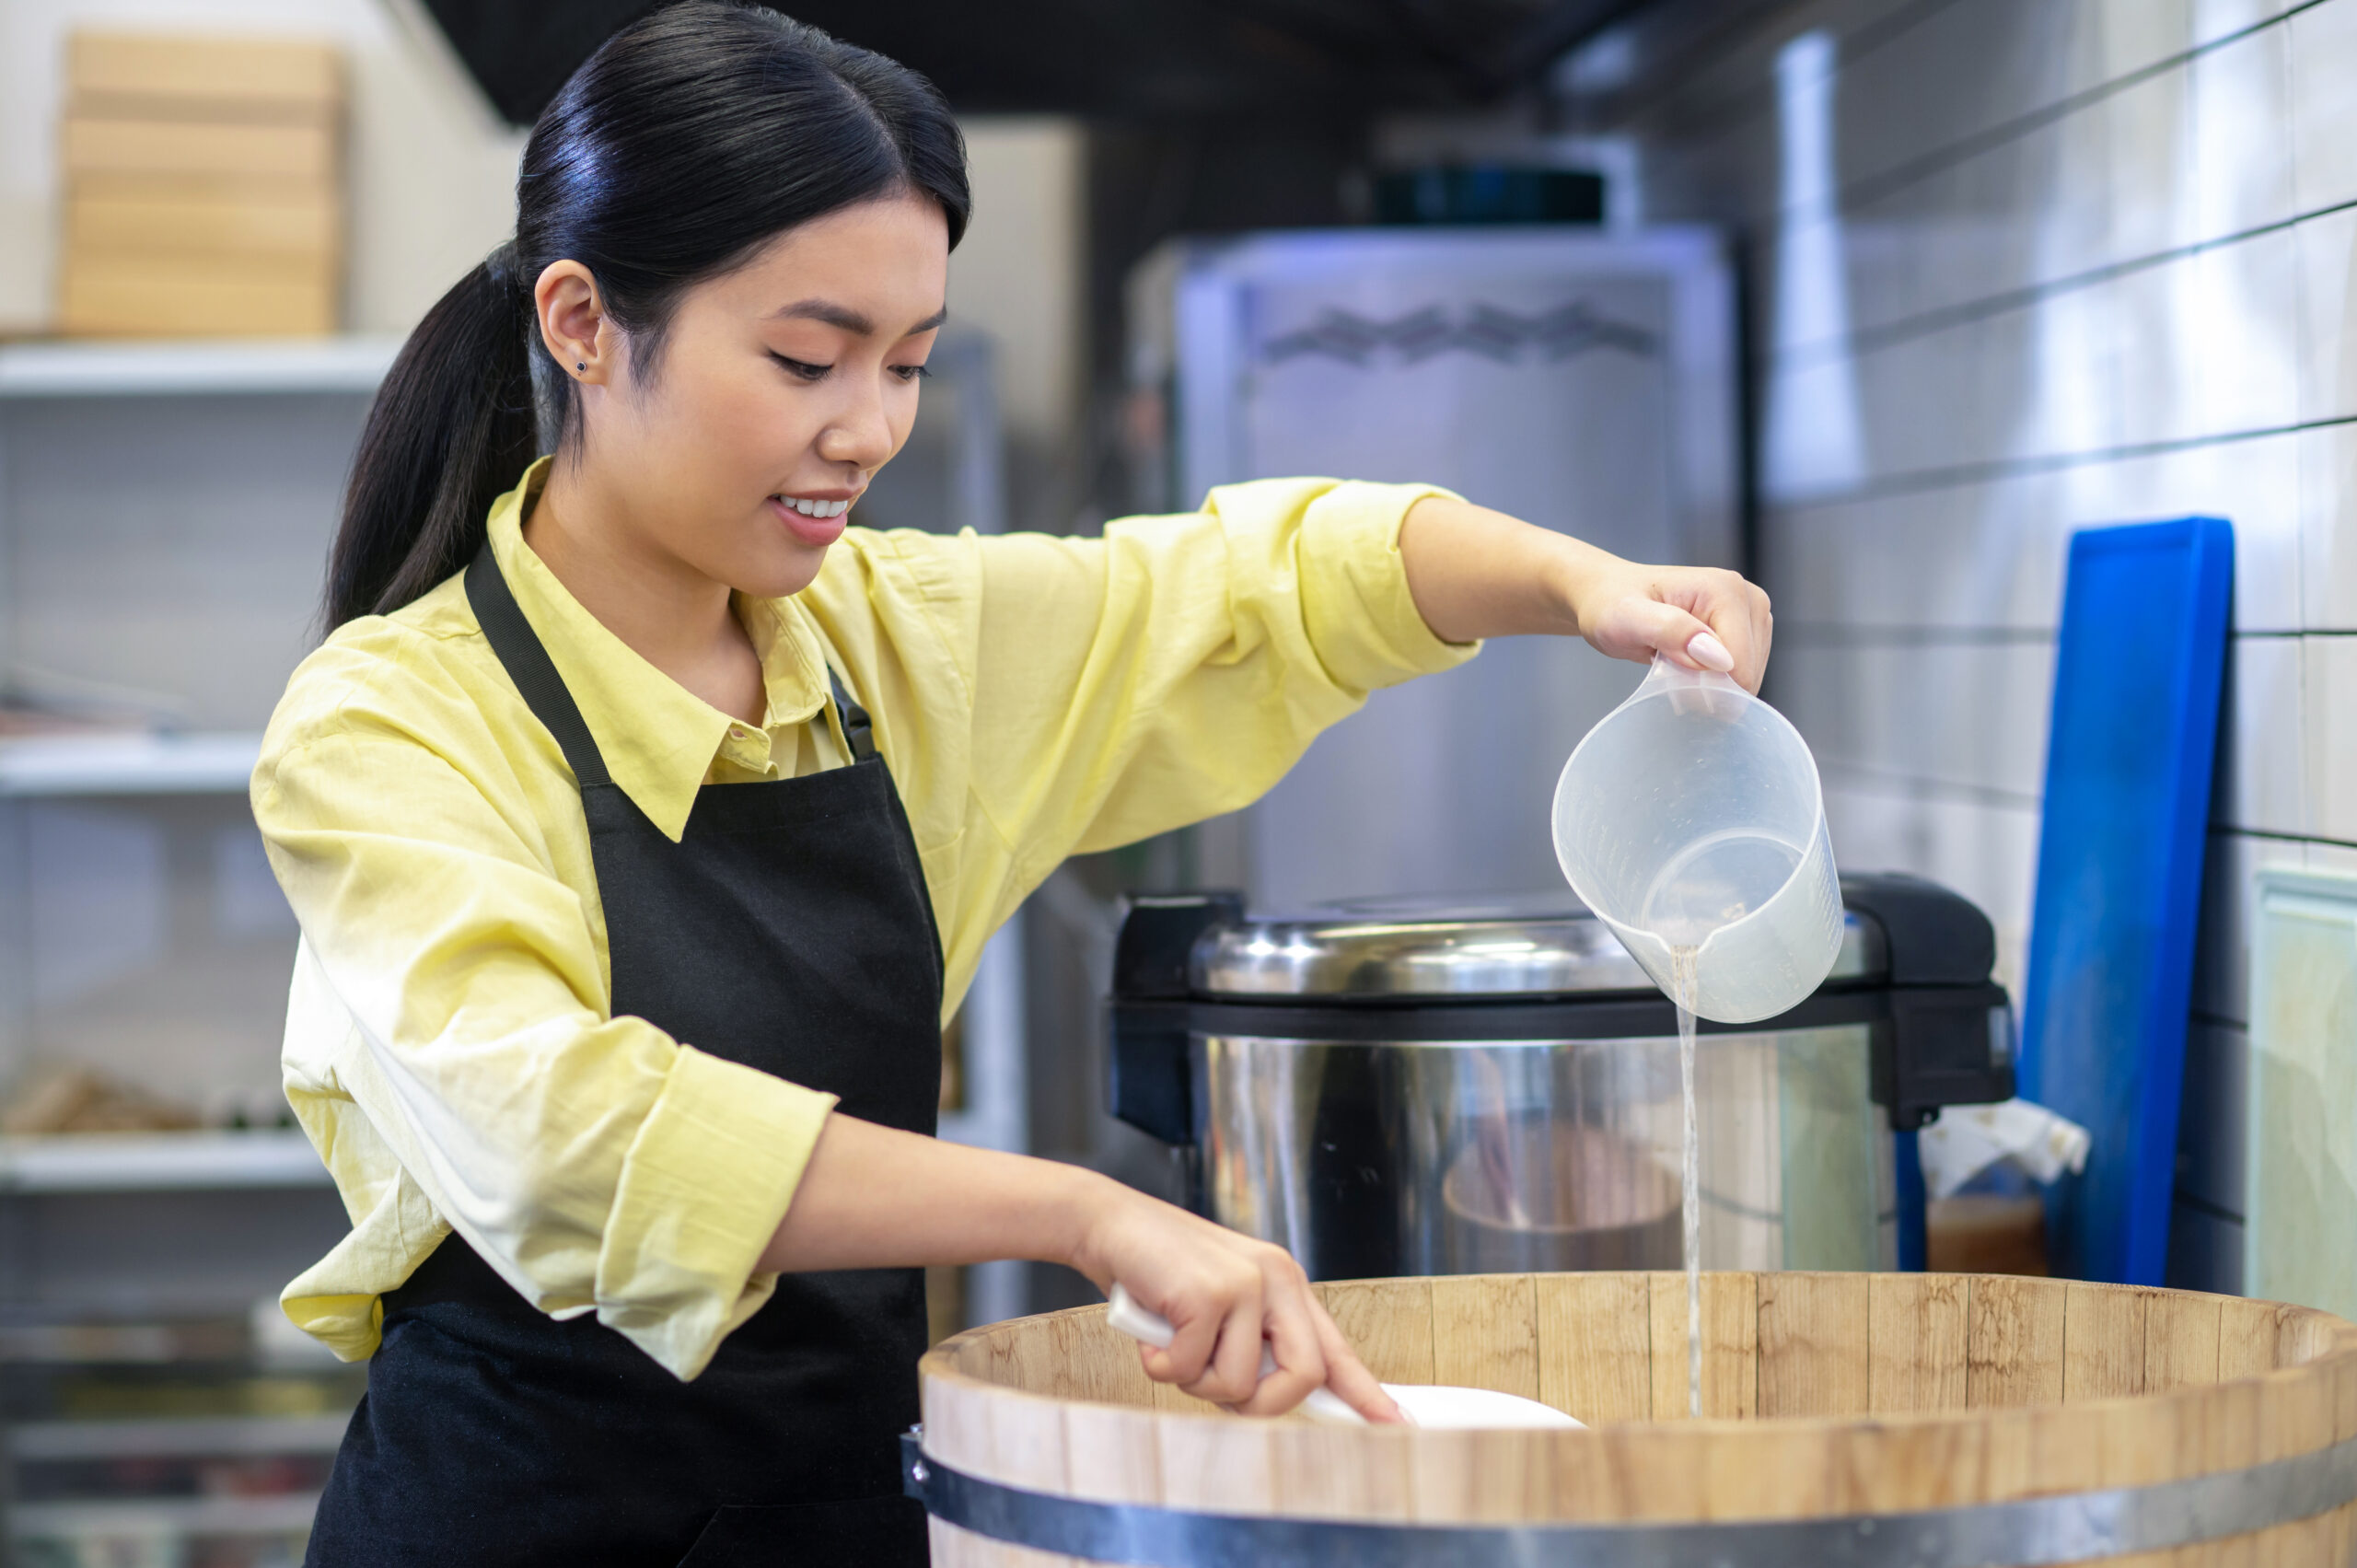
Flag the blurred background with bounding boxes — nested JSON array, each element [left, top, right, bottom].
[[0, 0, 2351, 1561]]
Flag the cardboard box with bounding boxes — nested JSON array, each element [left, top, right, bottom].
[[59, 253, 336, 338], [52, 30, 346, 338], [68, 170, 339, 207], [62, 118, 336, 183], [67, 33, 341, 120], [67, 192, 339, 261]]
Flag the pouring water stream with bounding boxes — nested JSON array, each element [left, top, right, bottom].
[[1671, 944, 1701, 1420], [1552, 653, 1847, 1429]]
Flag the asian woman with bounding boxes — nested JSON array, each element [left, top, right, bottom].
[[255, 6, 1772, 1563]]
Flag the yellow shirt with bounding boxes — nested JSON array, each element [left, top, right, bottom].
[[254, 459, 1475, 1379]]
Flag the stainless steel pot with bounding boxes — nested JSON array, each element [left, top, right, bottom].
[[1109, 876, 2013, 1280]]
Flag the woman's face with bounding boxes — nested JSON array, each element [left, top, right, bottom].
[[561, 192, 950, 599]]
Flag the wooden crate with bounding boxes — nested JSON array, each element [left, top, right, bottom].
[[53, 31, 344, 339]]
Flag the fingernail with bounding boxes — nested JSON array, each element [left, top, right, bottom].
[[1688, 631, 1735, 671]]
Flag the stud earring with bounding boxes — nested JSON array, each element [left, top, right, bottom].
[[575, 360, 586, 373]]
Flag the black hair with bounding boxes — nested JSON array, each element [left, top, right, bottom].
[[323, 2, 969, 628]]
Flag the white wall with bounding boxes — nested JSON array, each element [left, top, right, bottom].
[[1562, 0, 2357, 1295], [953, 118, 1086, 445]]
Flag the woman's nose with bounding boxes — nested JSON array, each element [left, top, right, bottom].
[[816, 383, 896, 472]]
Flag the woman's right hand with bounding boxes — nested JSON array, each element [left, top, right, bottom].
[[757, 1114, 1400, 1423], [1063, 1182, 1405, 1423]]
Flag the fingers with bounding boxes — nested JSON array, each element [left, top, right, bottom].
[[1179, 1281, 1268, 1407], [1687, 629, 1736, 671], [1225, 1281, 1325, 1417], [1657, 568, 1772, 694], [1700, 574, 1772, 693], [1106, 1221, 1400, 1423], [1306, 1301, 1407, 1423], [1220, 1262, 1410, 1425], [1109, 1214, 1271, 1400], [1747, 582, 1774, 689], [1145, 1283, 1225, 1391], [1319, 1350, 1405, 1424], [1619, 597, 1721, 672], [1570, 557, 1774, 693]]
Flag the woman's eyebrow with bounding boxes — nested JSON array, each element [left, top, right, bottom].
[[772, 297, 874, 333], [769, 300, 949, 337]]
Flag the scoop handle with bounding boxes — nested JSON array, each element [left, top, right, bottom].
[[1105, 1283, 1364, 1425]]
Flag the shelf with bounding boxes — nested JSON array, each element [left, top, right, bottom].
[[9, 1492, 321, 1540], [12, 1415, 349, 1462], [0, 731, 261, 796], [0, 1131, 331, 1194], [0, 336, 398, 399]]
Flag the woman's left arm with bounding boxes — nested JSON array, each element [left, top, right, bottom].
[[1398, 495, 1774, 693]]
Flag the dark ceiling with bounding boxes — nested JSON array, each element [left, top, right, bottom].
[[420, 0, 1649, 127]]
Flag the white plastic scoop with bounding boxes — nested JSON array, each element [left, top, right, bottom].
[[1105, 1283, 1584, 1430]]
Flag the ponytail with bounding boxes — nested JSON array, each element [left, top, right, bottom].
[[325, 247, 537, 627], [320, 3, 970, 630]]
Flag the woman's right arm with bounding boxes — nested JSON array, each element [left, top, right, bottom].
[[261, 638, 1398, 1418], [256, 645, 839, 1383], [757, 1112, 1399, 1420]]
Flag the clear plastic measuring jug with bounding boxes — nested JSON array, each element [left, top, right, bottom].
[[1550, 655, 1842, 1023]]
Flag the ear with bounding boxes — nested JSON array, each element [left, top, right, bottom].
[[533, 260, 616, 386]]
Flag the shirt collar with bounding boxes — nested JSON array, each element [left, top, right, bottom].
[[482, 459, 833, 842]]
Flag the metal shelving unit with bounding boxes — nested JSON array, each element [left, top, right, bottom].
[[0, 337, 400, 400], [8, 1407, 343, 1553], [0, 1132, 329, 1195], [0, 338, 387, 1568], [0, 732, 261, 796], [12, 1493, 324, 1542], [10, 1415, 347, 1463], [0, 330, 1025, 1562], [0, 331, 1025, 1207]]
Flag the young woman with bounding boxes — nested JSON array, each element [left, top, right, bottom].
[[256, 5, 1771, 1563]]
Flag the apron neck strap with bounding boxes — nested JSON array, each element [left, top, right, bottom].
[[828, 667, 878, 763], [464, 542, 613, 789], [468, 540, 882, 781]]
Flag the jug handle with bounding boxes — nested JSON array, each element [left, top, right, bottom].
[[1638, 649, 1747, 707]]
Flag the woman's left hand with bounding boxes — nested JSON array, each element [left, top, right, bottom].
[[1399, 495, 1774, 694], [1564, 557, 1773, 694]]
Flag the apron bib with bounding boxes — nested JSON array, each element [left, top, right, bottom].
[[305, 544, 944, 1567]]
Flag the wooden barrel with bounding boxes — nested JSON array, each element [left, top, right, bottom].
[[909, 1272, 2357, 1567]]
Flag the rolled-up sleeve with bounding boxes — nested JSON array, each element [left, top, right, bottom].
[[1291, 479, 1479, 693], [256, 697, 835, 1381]]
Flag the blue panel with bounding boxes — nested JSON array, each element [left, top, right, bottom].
[[1894, 1129, 1927, 1272], [2018, 517, 2232, 1285]]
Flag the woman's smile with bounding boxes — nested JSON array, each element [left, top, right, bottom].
[[769, 493, 851, 545]]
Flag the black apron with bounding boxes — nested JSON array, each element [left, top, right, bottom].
[[305, 544, 943, 1567]]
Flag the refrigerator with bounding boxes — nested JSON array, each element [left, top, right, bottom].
[[1126, 226, 1739, 909]]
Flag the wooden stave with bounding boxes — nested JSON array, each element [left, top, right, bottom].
[[916, 1271, 2357, 1562]]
